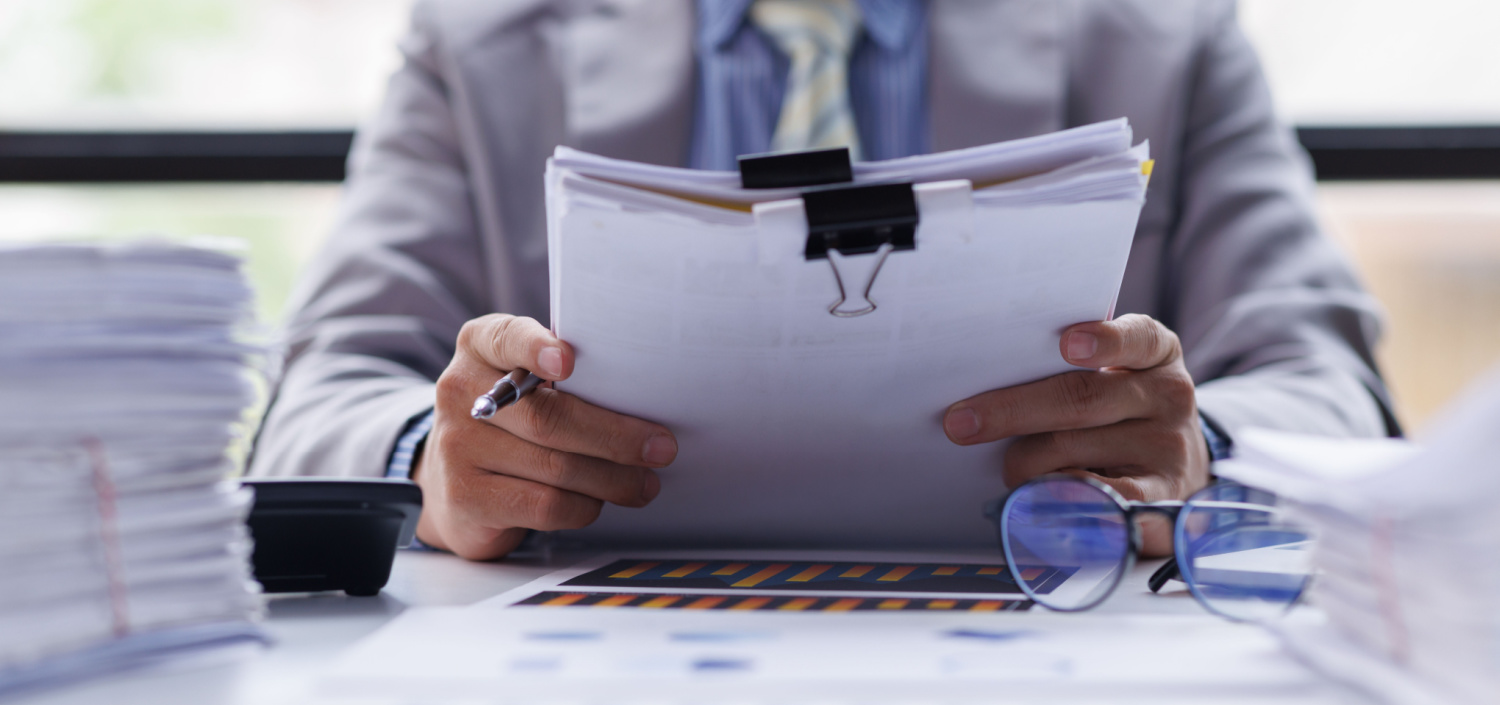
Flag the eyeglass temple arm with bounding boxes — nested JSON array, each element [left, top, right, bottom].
[[1148, 557, 1180, 593]]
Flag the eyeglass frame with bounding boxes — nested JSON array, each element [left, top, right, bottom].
[[982, 474, 1309, 621]]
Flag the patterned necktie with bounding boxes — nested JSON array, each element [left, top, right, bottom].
[[750, 0, 864, 160]]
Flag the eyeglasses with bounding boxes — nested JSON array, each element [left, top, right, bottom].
[[984, 475, 1313, 622]]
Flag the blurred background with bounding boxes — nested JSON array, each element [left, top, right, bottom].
[[1, 0, 1497, 433]]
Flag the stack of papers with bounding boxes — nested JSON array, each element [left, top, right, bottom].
[[0, 241, 266, 696], [546, 119, 1151, 548], [1216, 370, 1500, 704]]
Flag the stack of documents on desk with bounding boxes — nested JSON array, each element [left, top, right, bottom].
[[1216, 370, 1500, 704], [546, 119, 1150, 548], [0, 241, 265, 696]]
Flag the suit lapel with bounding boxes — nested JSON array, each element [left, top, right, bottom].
[[927, 0, 1067, 152], [560, 0, 696, 166]]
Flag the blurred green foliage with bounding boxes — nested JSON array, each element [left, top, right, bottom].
[[70, 0, 237, 95]]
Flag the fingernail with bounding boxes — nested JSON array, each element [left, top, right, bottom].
[[944, 407, 981, 441], [1065, 331, 1098, 363], [640, 472, 661, 504], [642, 434, 677, 466], [538, 346, 564, 377]]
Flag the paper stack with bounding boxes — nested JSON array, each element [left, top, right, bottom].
[[0, 241, 266, 696], [1215, 371, 1500, 704], [546, 118, 1151, 548]]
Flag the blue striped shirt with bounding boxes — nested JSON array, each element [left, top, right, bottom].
[[387, 411, 433, 479], [688, 0, 928, 170]]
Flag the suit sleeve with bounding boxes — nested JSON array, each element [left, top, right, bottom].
[[1170, 2, 1399, 441], [248, 2, 485, 477]]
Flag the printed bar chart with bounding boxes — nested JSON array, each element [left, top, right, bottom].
[[518, 591, 1034, 612], [569, 558, 1072, 595]]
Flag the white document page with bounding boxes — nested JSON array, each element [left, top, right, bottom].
[[547, 126, 1148, 548], [317, 606, 1327, 703]]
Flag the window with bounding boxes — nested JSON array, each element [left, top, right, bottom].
[[0, 183, 341, 324], [1241, 0, 1500, 126], [0, 0, 406, 323], [0, 0, 413, 129], [1240, 0, 1500, 430]]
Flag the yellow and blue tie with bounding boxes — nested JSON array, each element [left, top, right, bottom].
[[750, 0, 864, 160]]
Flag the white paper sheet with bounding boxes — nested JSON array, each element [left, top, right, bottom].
[[546, 122, 1148, 548], [316, 606, 1327, 703], [551, 118, 1135, 205]]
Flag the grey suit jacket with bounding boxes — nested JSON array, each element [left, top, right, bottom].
[[250, 0, 1396, 481]]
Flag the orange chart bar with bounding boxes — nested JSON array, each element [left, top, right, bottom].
[[610, 561, 660, 579], [639, 595, 680, 608], [977, 567, 1004, 576], [683, 596, 727, 610], [933, 566, 959, 576], [826, 598, 862, 612], [841, 565, 874, 578], [596, 594, 636, 607], [729, 597, 773, 611], [878, 566, 916, 582], [787, 564, 832, 582], [712, 563, 749, 576], [664, 562, 707, 578], [779, 597, 818, 611], [732, 564, 791, 588], [540, 593, 589, 607]]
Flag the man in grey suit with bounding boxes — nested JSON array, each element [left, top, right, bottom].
[[251, 0, 1397, 560]]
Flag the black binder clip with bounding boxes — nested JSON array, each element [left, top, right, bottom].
[[802, 183, 917, 317], [738, 148, 918, 318], [738, 147, 854, 189]]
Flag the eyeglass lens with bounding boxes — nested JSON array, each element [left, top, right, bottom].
[[1176, 483, 1313, 622], [1000, 478, 1130, 611]]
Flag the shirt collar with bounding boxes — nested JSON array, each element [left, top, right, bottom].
[[697, 0, 923, 51]]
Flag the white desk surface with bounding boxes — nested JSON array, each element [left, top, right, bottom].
[[12, 550, 1362, 705]]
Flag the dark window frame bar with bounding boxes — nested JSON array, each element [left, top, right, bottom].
[[0, 131, 353, 183], [1, 126, 1498, 183]]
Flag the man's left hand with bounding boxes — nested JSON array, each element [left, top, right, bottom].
[[942, 314, 1211, 556]]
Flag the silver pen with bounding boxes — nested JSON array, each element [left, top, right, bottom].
[[470, 369, 545, 420]]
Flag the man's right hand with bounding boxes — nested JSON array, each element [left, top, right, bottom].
[[412, 314, 678, 560]]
